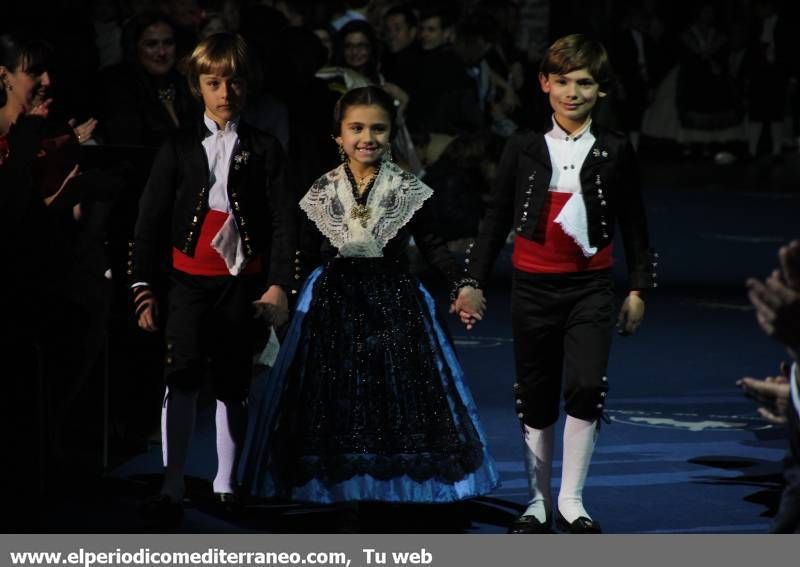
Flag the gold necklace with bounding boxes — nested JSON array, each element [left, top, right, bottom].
[[352, 170, 376, 196], [347, 165, 378, 228]]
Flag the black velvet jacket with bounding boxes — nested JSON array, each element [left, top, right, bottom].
[[466, 124, 657, 290], [128, 118, 297, 290]]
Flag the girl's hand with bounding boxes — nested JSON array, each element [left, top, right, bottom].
[[617, 292, 645, 335]]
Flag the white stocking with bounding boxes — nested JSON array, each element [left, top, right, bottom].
[[521, 423, 554, 522], [212, 399, 247, 495], [558, 415, 597, 523]]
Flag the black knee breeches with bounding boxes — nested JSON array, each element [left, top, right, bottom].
[[511, 269, 614, 429]]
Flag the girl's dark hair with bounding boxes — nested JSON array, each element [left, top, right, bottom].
[[334, 19, 379, 80], [0, 33, 52, 107], [121, 11, 178, 65], [332, 86, 397, 136]]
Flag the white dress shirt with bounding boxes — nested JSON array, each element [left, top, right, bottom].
[[545, 116, 597, 257], [202, 113, 238, 213]]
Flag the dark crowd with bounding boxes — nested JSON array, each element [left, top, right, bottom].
[[2, 0, 800, 532]]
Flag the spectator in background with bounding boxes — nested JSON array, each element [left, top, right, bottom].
[[0, 33, 86, 528], [745, 0, 789, 162], [404, 5, 483, 136], [475, 0, 526, 98], [328, 19, 422, 172], [313, 26, 334, 64], [92, 0, 125, 70], [335, 19, 381, 84], [99, 12, 199, 148], [422, 133, 493, 250], [380, 3, 420, 90], [273, 0, 309, 27], [331, 0, 370, 31], [676, 3, 740, 159], [165, 0, 201, 61], [270, 27, 339, 199], [97, 12, 201, 465], [199, 12, 228, 40], [608, 3, 656, 150], [739, 240, 800, 533], [418, 5, 455, 52]]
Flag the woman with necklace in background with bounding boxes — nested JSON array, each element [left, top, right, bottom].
[[98, 11, 199, 148]]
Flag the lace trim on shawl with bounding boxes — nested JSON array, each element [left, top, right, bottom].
[[299, 161, 433, 258]]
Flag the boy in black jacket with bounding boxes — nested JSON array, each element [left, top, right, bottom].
[[457, 34, 657, 533], [130, 33, 296, 523]]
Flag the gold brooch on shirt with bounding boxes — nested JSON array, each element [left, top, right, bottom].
[[233, 150, 250, 170], [350, 203, 371, 228]]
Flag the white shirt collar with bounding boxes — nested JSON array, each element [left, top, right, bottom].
[[203, 113, 240, 136], [547, 115, 593, 142]]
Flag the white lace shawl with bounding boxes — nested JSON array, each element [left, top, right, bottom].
[[299, 161, 433, 258]]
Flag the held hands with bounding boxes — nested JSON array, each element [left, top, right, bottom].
[[617, 292, 645, 336], [253, 284, 289, 328], [134, 286, 159, 332], [450, 286, 486, 331], [736, 362, 792, 425]]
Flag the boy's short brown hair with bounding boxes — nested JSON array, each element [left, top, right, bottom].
[[539, 34, 610, 87], [186, 32, 254, 99]]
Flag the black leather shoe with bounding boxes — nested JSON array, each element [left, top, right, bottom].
[[555, 511, 602, 534], [508, 514, 554, 534], [139, 494, 183, 528], [213, 491, 242, 513]]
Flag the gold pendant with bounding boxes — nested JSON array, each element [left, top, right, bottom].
[[350, 204, 371, 228]]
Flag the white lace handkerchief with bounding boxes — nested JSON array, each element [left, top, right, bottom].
[[211, 214, 247, 275], [554, 192, 596, 258], [253, 326, 280, 368]]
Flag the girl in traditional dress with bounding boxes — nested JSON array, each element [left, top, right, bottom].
[[241, 86, 498, 516]]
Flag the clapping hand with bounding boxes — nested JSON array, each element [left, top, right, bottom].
[[69, 117, 98, 144], [29, 98, 52, 118], [737, 362, 791, 425], [747, 240, 800, 358]]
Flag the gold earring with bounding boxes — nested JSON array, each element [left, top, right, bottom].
[[338, 144, 346, 162]]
